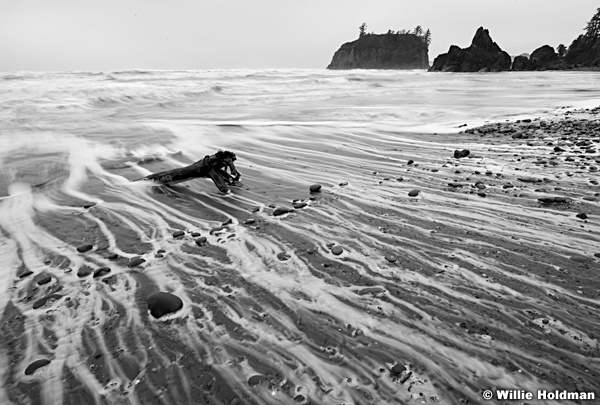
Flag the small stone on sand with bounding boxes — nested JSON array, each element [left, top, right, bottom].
[[77, 244, 93, 253], [273, 207, 294, 216], [172, 230, 185, 238], [93, 267, 111, 278], [309, 184, 322, 192], [128, 257, 145, 267], [244, 218, 256, 225], [24, 359, 51, 376], [293, 202, 307, 209], [195, 236, 208, 245], [147, 292, 183, 319], [331, 246, 343, 255], [576, 212, 588, 219], [385, 255, 397, 263], [408, 189, 419, 197]]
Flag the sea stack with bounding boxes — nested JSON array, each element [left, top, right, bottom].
[[327, 33, 429, 70], [429, 27, 511, 72]]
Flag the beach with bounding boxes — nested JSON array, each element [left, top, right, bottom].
[[0, 70, 599, 404]]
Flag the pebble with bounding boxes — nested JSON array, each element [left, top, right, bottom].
[[77, 265, 94, 277], [408, 189, 419, 197], [190, 232, 201, 237], [277, 252, 290, 261], [76, 244, 93, 253], [477, 192, 487, 197], [339, 182, 348, 186], [453, 149, 470, 158], [244, 218, 256, 225], [147, 292, 183, 319], [35, 274, 52, 286], [273, 207, 294, 216], [32, 294, 63, 309], [24, 359, 51, 376], [209, 227, 224, 235], [309, 184, 322, 192], [172, 231, 185, 238], [576, 212, 588, 219], [128, 257, 145, 267], [385, 255, 397, 263], [293, 202, 307, 209], [331, 246, 344, 255], [107, 253, 118, 260], [407, 160, 414, 165], [195, 236, 208, 245], [538, 196, 570, 204], [475, 182, 486, 189], [93, 267, 111, 278]]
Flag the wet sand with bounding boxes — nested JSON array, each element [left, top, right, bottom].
[[1, 106, 599, 405]]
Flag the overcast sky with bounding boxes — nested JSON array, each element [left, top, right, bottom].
[[1, 0, 598, 72]]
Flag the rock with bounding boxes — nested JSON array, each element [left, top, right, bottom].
[[128, 257, 145, 267], [273, 207, 294, 216], [576, 212, 588, 219], [247, 375, 265, 387], [407, 160, 414, 165], [538, 196, 571, 204], [293, 202, 307, 209], [477, 191, 487, 197], [107, 253, 118, 260], [475, 182, 486, 189], [172, 230, 185, 238], [385, 255, 397, 263], [528, 45, 569, 70], [391, 364, 404, 375], [511, 54, 532, 71], [331, 245, 344, 255], [93, 267, 111, 278], [448, 182, 463, 188], [147, 292, 183, 319], [554, 146, 566, 152], [32, 294, 63, 309], [190, 232, 201, 237], [517, 176, 541, 183], [309, 184, 322, 193], [511, 133, 524, 139], [77, 265, 94, 277], [429, 27, 511, 72], [35, 273, 52, 285], [339, 181, 349, 186], [76, 244, 93, 253], [277, 252, 290, 261], [24, 359, 51, 376], [209, 227, 224, 235], [195, 236, 208, 245], [327, 33, 429, 70], [408, 189, 420, 197], [454, 149, 470, 158], [244, 219, 256, 225]]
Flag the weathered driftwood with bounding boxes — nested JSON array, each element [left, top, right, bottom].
[[140, 151, 241, 193]]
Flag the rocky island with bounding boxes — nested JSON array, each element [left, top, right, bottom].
[[327, 25, 430, 70]]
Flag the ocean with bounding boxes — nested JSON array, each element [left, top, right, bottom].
[[1, 69, 600, 404]]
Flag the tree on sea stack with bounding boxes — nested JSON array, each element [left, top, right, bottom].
[[585, 8, 600, 38], [557, 44, 566, 58], [565, 8, 600, 66], [359, 22, 367, 38]]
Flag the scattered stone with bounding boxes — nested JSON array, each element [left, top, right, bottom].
[[277, 252, 290, 261], [77, 265, 94, 277], [128, 257, 145, 268], [453, 149, 470, 158], [209, 227, 224, 235], [407, 160, 414, 165], [273, 207, 294, 216], [244, 219, 256, 225], [538, 196, 571, 204], [222, 218, 233, 226], [339, 181, 348, 186], [76, 244, 93, 253], [293, 202, 307, 209], [517, 177, 541, 183], [147, 292, 183, 319], [331, 245, 344, 255], [93, 267, 111, 278], [82, 203, 95, 209], [475, 182, 486, 189], [385, 255, 397, 263], [190, 232, 201, 237], [195, 236, 208, 245], [309, 184, 322, 193], [247, 375, 265, 387], [107, 253, 118, 260], [32, 294, 63, 309], [477, 192, 487, 197], [448, 182, 463, 188], [172, 230, 185, 238], [576, 212, 588, 219], [35, 273, 52, 286], [155, 254, 164, 258], [24, 359, 51, 376], [408, 189, 419, 197], [554, 146, 566, 152]]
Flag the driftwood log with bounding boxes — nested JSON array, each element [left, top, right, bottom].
[[140, 151, 241, 193]]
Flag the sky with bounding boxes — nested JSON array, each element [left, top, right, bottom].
[[1, 0, 598, 72]]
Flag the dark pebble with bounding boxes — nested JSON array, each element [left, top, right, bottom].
[[244, 218, 256, 225], [407, 160, 414, 165], [331, 246, 344, 255], [277, 252, 290, 261], [155, 254, 164, 258], [339, 182, 349, 186], [594, 253, 600, 258], [190, 232, 201, 237], [107, 253, 118, 261], [273, 207, 294, 216], [309, 184, 322, 193], [247, 375, 264, 387], [147, 292, 183, 319], [222, 218, 233, 226], [538, 196, 570, 204], [76, 244, 93, 253], [82, 203, 95, 209], [195, 236, 208, 245], [408, 189, 419, 197], [93, 267, 111, 278], [77, 265, 94, 277], [391, 364, 404, 375], [477, 192, 487, 197], [35, 273, 52, 286], [293, 202, 307, 209], [475, 182, 486, 189], [576, 213, 588, 219], [128, 257, 145, 268], [32, 294, 63, 309], [453, 149, 470, 158], [385, 255, 397, 263], [172, 230, 185, 238], [24, 359, 51, 376], [209, 227, 224, 234]]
